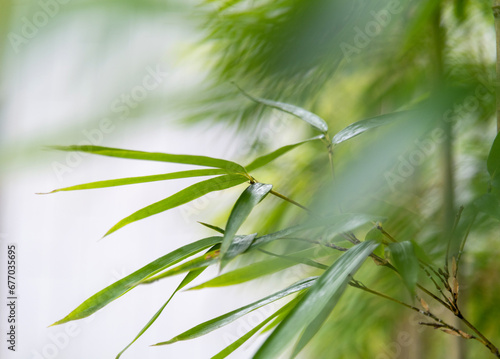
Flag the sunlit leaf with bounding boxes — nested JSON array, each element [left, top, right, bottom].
[[104, 174, 248, 237], [253, 241, 378, 359], [388, 241, 419, 294], [51, 236, 221, 326], [49, 145, 247, 173], [235, 85, 328, 132], [331, 112, 403, 146], [39, 169, 228, 194], [219, 183, 273, 268], [245, 135, 325, 172], [152, 277, 317, 346]]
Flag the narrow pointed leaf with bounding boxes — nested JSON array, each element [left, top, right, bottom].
[[116, 260, 212, 358], [220, 183, 273, 268], [104, 174, 248, 237], [140, 234, 255, 284], [245, 135, 325, 172], [39, 169, 227, 194], [51, 236, 221, 326], [388, 241, 419, 294], [211, 296, 302, 359], [487, 131, 500, 178], [152, 277, 317, 346], [49, 145, 246, 173], [253, 241, 378, 359], [331, 112, 402, 146], [236, 86, 328, 132], [198, 222, 225, 234]]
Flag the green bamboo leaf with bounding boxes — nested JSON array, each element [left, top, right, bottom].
[[104, 174, 248, 237], [39, 169, 227, 194], [235, 85, 328, 132], [245, 135, 325, 172], [198, 222, 225, 234], [331, 112, 402, 146], [116, 253, 214, 359], [219, 183, 273, 268], [140, 234, 256, 284], [474, 193, 500, 221], [487, 131, 500, 178], [49, 145, 247, 173], [253, 241, 378, 359], [388, 241, 419, 295], [188, 247, 321, 290], [210, 295, 302, 359], [51, 236, 221, 326], [152, 277, 317, 346]]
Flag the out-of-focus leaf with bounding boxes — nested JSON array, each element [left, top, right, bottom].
[[474, 193, 500, 221], [388, 241, 419, 294], [152, 277, 317, 346], [245, 135, 325, 172], [235, 85, 328, 132], [39, 169, 228, 194], [220, 183, 273, 268], [49, 145, 247, 173], [365, 227, 386, 259], [104, 174, 248, 237], [331, 112, 403, 146], [253, 241, 378, 359], [211, 295, 302, 359], [115, 245, 217, 358], [51, 236, 221, 326], [410, 240, 435, 266]]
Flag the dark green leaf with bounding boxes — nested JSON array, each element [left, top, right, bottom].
[[49, 145, 246, 173], [51, 236, 221, 326], [219, 183, 273, 268], [152, 277, 317, 346], [198, 222, 225, 234], [245, 135, 325, 172], [39, 169, 227, 194], [331, 112, 403, 146], [487, 124, 500, 178], [235, 85, 328, 132], [253, 241, 378, 359], [388, 241, 419, 294], [104, 174, 248, 237]]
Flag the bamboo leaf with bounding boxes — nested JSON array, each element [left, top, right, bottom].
[[487, 131, 500, 179], [115, 249, 214, 359], [474, 193, 500, 221], [210, 295, 302, 359], [49, 145, 247, 173], [235, 85, 328, 132], [152, 277, 317, 346], [140, 234, 255, 284], [219, 183, 273, 268], [38, 169, 228, 194], [104, 174, 248, 237], [198, 222, 225, 234], [331, 112, 402, 146], [245, 135, 325, 172], [388, 241, 419, 295], [51, 237, 221, 326], [253, 241, 378, 359]]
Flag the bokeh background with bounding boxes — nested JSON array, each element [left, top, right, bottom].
[[1, 1, 500, 358]]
